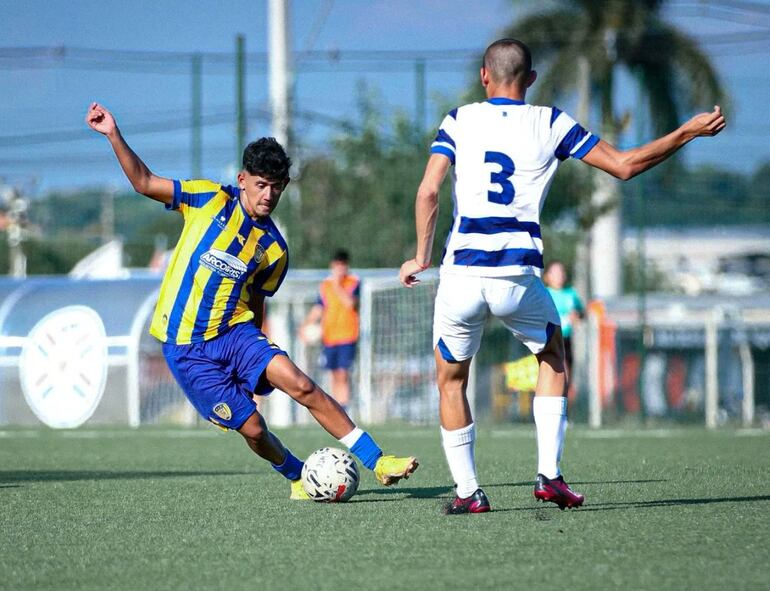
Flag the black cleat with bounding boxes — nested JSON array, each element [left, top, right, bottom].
[[533, 474, 585, 509], [445, 488, 491, 515]]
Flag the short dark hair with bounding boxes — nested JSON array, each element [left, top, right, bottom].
[[242, 137, 291, 181], [331, 249, 349, 263], [483, 38, 532, 86]]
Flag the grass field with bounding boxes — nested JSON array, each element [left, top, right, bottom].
[[1, 425, 769, 591]]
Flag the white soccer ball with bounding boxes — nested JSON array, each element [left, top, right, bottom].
[[301, 447, 360, 502]]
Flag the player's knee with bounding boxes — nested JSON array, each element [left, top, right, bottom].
[[239, 421, 265, 442], [537, 341, 566, 375]]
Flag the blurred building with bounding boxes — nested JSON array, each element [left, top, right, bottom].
[[624, 225, 770, 295]]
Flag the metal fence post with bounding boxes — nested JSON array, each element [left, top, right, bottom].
[[705, 309, 720, 429]]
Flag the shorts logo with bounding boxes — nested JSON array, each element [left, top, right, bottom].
[[200, 249, 248, 280], [213, 403, 232, 421], [254, 244, 267, 264]]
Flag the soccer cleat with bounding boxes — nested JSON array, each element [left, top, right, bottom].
[[533, 474, 585, 509], [445, 488, 491, 515], [290, 479, 311, 500], [373, 455, 419, 485]]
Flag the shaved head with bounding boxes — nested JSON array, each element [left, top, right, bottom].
[[483, 39, 533, 86]]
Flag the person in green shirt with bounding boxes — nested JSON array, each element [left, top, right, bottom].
[[543, 261, 584, 372]]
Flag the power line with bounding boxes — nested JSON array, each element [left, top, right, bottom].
[[0, 104, 361, 148]]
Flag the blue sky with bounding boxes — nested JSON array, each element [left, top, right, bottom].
[[0, 0, 768, 193]]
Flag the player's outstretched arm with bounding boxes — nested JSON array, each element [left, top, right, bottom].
[[85, 102, 174, 205], [399, 153, 450, 287], [582, 106, 726, 181]]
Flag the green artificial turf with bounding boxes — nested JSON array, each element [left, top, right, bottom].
[[1, 425, 768, 591]]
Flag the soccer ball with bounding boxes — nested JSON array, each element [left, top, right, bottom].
[[301, 447, 360, 502]]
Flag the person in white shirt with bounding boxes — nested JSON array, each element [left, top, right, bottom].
[[399, 38, 725, 514]]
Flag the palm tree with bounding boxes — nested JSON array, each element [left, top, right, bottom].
[[496, 0, 726, 296]]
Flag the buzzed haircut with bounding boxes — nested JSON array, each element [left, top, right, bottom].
[[483, 38, 533, 86]]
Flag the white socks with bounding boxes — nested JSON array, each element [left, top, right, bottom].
[[338, 427, 364, 448], [440, 423, 478, 499], [533, 396, 568, 479]]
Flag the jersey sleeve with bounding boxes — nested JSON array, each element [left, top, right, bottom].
[[430, 109, 458, 165], [549, 108, 600, 161], [168, 179, 222, 214]]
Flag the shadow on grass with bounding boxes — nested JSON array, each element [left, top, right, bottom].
[[355, 485, 453, 500], [0, 470, 251, 485], [490, 494, 770, 513], [578, 494, 770, 512], [352, 478, 670, 503]]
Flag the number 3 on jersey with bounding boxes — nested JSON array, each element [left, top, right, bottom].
[[485, 151, 515, 205]]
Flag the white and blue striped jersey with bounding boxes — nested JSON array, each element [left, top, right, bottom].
[[431, 98, 599, 277]]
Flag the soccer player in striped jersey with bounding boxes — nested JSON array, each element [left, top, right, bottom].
[[399, 39, 725, 513], [87, 103, 418, 498]]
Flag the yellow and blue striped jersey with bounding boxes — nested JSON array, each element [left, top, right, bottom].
[[150, 179, 289, 345]]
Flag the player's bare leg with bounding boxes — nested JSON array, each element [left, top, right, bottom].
[[533, 327, 584, 508], [330, 368, 351, 409], [436, 351, 473, 430], [237, 407, 309, 499], [436, 350, 490, 514], [265, 355, 418, 485], [266, 355, 355, 438], [237, 411, 286, 464]]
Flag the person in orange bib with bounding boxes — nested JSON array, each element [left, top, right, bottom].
[[302, 250, 360, 412]]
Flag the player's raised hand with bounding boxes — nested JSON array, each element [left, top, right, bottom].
[[684, 105, 726, 138], [85, 102, 117, 136], [399, 258, 426, 288]]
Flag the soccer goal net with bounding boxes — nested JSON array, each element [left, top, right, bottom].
[[356, 274, 439, 424]]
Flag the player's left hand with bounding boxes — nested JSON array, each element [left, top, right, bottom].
[[399, 258, 426, 288], [684, 105, 726, 138]]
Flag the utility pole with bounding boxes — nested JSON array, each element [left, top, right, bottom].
[[414, 58, 426, 132], [191, 53, 202, 178], [635, 68, 648, 419], [269, 0, 291, 150], [2, 183, 28, 277], [100, 187, 115, 244], [590, 32, 622, 299], [574, 55, 591, 304], [236, 35, 247, 168]]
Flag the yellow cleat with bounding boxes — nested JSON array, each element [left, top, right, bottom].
[[290, 479, 311, 500], [374, 455, 419, 486]]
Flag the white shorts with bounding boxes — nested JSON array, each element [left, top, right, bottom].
[[433, 273, 560, 361]]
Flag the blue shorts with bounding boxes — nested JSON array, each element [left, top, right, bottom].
[[321, 343, 357, 371], [162, 322, 286, 430]]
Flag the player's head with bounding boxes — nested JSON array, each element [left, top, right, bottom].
[[544, 260, 568, 289], [238, 137, 292, 219], [481, 38, 536, 94], [241, 137, 291, 182], [330, 249, 350, 278]]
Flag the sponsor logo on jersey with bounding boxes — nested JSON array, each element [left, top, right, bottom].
[[254, 244, 267, 264], [213, 402, 232, 421], [200, 249, 248, 280]]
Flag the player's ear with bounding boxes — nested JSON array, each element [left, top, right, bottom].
[[526, 70, 537, 88], [480, 67, 490, 88], [237, 171, 246, 190]]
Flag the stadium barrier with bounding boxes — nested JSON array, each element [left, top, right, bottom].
[[1, 275, 766, 429], [585, 295, 770, 428]]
